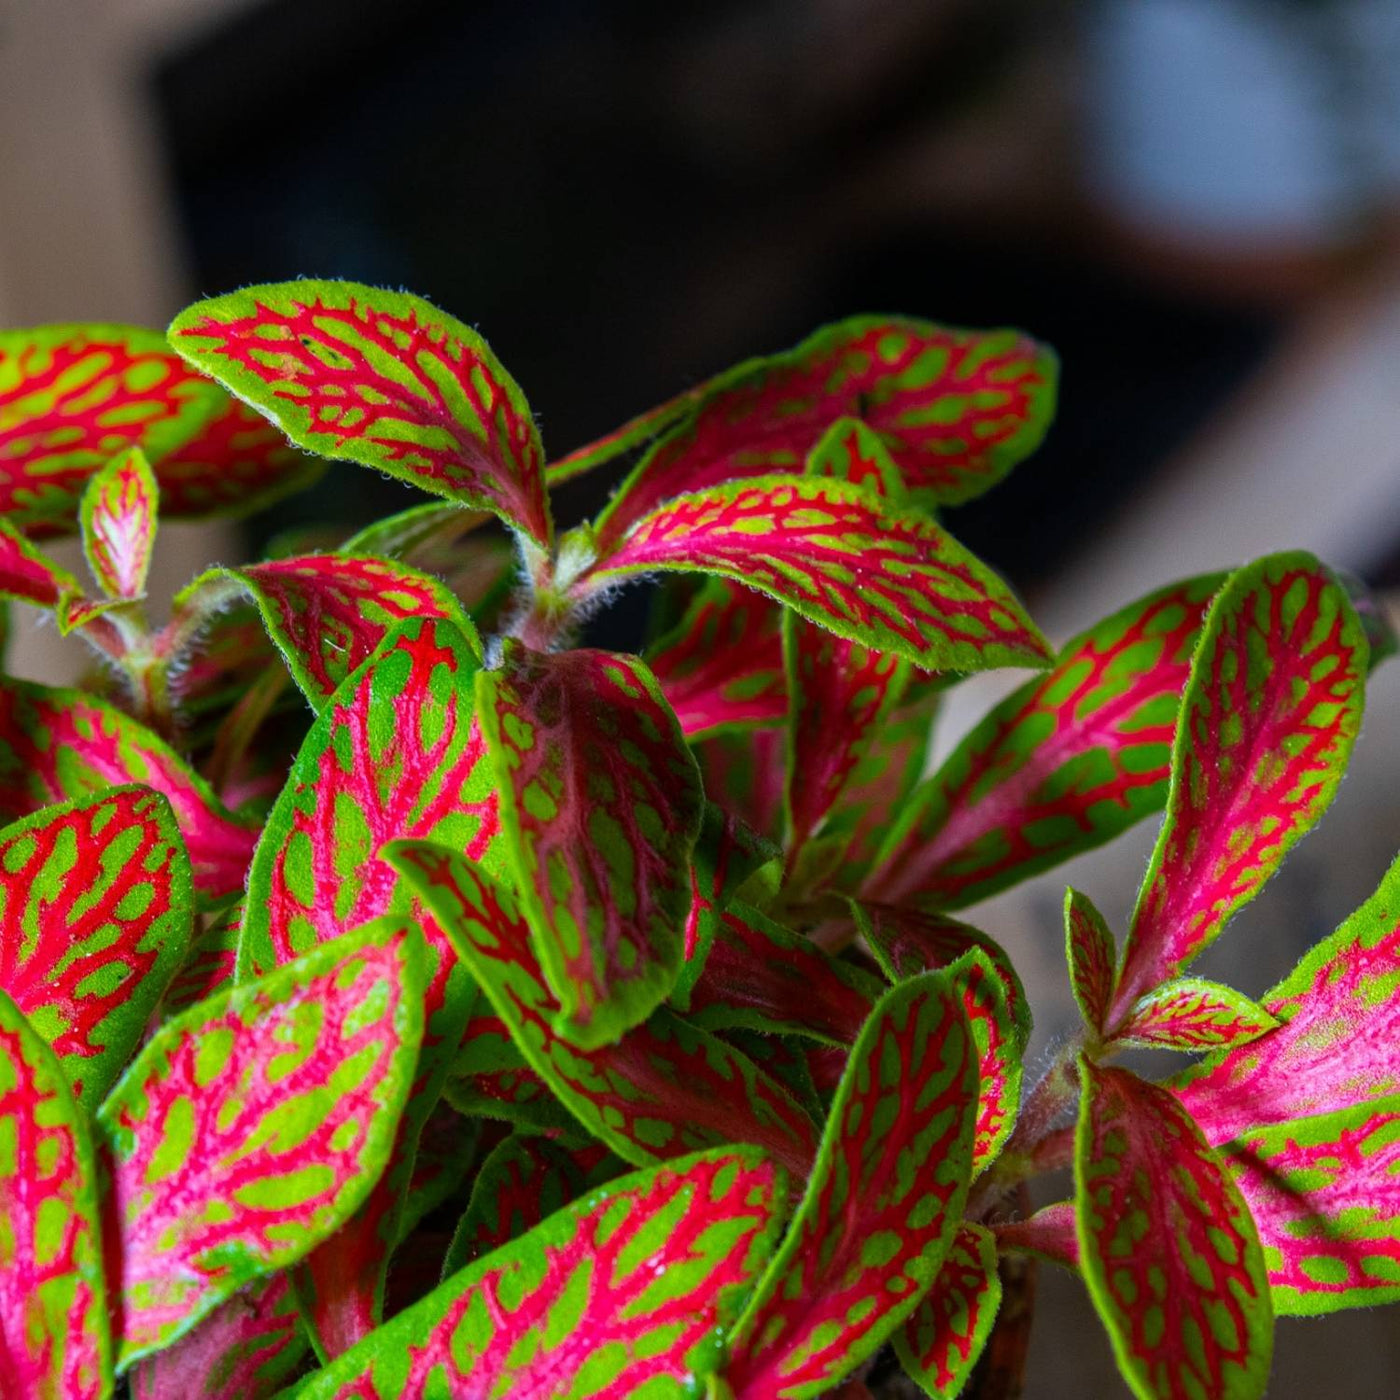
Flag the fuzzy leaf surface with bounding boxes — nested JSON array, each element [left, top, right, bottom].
[[0, 325, 225, 533], [1224, 1097, 1400, 1315], [238, 618, 497, 1354], [726, 971, 978, 1398], [646, 578, 786, 737], [0, 788, 191, 1101], [0, 989, 111, 1400], [867, 573, 1224, 907], [390, 841, 819, 1177], [80, 446, 157, 600], [170, 281, 552, 547], [1065, 887, 1117, 1038], [220, 553, 480, 705], [1114, 979, 1278, 1052], [294, 1147, 789, 1400], [129, 1275, 307, 1400], [1174, 848, 1400, 1143], [1076, 1061, 1272, 1400], [894, 1223, 1001, 1399], [585, 475, 1050, 673], [0, 676, 256, 901], [595, 316, 1057, 542], [994, 1203, 1080, 1269], [1113, 554, 1366, 1017], [477, 643, 703, 1046], [97, 919, 423, 1367]]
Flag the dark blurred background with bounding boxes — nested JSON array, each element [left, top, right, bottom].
[[4, 0, 1400, 1392]]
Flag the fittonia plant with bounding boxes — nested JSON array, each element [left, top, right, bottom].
[[0, 281, 1395, 1399]]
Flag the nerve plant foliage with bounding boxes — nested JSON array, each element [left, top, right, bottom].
[[0, 284, 1394, 1400]]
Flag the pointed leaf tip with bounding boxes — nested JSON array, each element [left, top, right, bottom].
[[1113, 553, 1366, 1019], [81, 446, 158, 600]]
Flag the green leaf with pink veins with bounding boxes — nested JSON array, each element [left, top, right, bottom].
[[0, 786, 192, 1103], [291, 1147, 791, 1400], [0, 988, 112, 1400], [1076, 1060, 1273, 1400], [476, 640, 704, 1048], [96, 917, 424, 1370], [724, 970, 978, 1399], [169, 281, 553, 549], [1110, 553, 1367, 1025]]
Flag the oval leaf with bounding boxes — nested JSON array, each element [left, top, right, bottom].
[[583, 475, 1050, 674], [80, 446, 157, 600], [0, 517, 81, 610], [866, 573, 1225, 908], [294, 1147, 790, 1399], [1065, 887, 1117, 1039], [97, 917, 424, 1368], [0, 988, 111, 1399], [0, 325, 225, 533], [477, 643, 703, 1047], [0, 788, 192, 1101], [1112, 554, 1367, 1019], [169, 281, 552, 548], [1076, 1060, 1273, 1400], [726, 971, 979, 1399]]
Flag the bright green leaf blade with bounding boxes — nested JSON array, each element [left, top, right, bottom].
[[293, 1147, 790, 1399], [726, 971, 979, 1398], [169, 281, 553, 548], [80, 446, 158, 600], [477, 642, 703, 1047], [0, 988, 112, 1399], [1075, 1060, 1273, 1400], [97, 917, 424, 1369], [0, 787, 192, 1102], [582, 474, 1051, 674], [1113, 553, 1367, 1020]]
